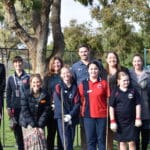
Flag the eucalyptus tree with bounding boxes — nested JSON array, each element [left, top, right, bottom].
[[64, 19, 103, 58], [75, 0, 148, 65], [0, 2, 19, 48], [1, 0, 64, 74]]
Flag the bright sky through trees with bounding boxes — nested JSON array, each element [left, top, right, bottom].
[[61, 0, 98, 28]]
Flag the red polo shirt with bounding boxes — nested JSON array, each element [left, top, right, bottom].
[[78, 79, 110, 118]]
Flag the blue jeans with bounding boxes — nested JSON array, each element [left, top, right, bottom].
[[57, 119, 76, 150], [83, 117, 107, 150]]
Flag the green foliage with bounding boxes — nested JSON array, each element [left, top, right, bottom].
[[0, 2, 4, 22], [0, 0, 39, 49], [63, 19, 104, 59], [89, 0, 149, 66], [0, 28, 20, 48], [18, 0, 41, 10]]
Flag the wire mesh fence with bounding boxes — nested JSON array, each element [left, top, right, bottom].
[[0, 48, 80, 148]]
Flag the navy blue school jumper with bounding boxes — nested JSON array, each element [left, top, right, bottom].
[[6, 70, 30, 150], [54, 81, 80, 150], [109, 87, 141, 142]]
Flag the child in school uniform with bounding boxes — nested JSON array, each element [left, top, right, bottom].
[[53, 65, 80, 150], [6, 56, 30, 150], [19, 74, 50, 150], [109, 70, 142, 150]]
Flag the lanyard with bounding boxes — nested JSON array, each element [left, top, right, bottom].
[[13, 75, 17, 87], [13, 74, 20, 89]]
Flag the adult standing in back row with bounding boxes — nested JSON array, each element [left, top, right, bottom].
[[129, 54, 150, 150], [43, 56, 64, 150], [71, 44, 91, 150], [105, 51, 130, 150]]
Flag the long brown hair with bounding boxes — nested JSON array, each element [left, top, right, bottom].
[[106, 51, 121, 74], [45, 56, 63, 76]]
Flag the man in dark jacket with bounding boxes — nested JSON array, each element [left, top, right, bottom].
[[6, 56, 30, 150], [0, 63, 6, 150]]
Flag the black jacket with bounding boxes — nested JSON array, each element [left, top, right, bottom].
[[0, 63, 6, 111], [19, 88, 50, 128]]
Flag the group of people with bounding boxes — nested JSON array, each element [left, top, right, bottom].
[[0, 44, 149, 150]]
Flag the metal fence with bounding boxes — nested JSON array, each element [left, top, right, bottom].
[[0, 48, 81, 148]]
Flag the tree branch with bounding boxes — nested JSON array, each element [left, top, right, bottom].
[[33, 0, 52, 47], [3, 0, 36, 50]]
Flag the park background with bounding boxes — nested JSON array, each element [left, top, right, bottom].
[[0, 0, 150, 149]]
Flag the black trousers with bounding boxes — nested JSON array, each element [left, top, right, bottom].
[[0, 125, 2, 150], [13, 124, 24, 150], [136, 128, 150, 150], [0, 143, 2, 150], [13, 109, 24, 150], [47, 112, 63, 150]]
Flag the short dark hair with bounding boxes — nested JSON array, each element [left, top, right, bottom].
[[87, 60, 100, 69], [77, 44, 90, 51], [13, 56, 23, 63]]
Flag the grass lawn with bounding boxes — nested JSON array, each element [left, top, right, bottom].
[[1, 108, 15, 150], [1, 106, 150, 150], [0, 107, 82, 150]]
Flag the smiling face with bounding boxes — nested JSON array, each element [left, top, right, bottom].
[[78, 47, 90, 61], [13, 61, 23, 71], [132, 55, 143, 71], [60, 67, 72, 83], [106, 52, 118, 68], [53, 59, 62, 73], [30, 76, 42, 93], [48, 57, 63, 75], [118, 75, 130, 89], [88, 63, 99, 79]]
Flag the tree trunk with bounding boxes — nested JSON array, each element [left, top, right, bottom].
[[51, 0, 65, 57], [3, 0, 52, 75]]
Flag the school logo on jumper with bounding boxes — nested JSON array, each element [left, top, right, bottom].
[[128, 93, 133, 99], [40, 99, 46, 103], [22, 79, 27, 84], [97, 83, 102, 88], [87, 90, 92, 93]]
